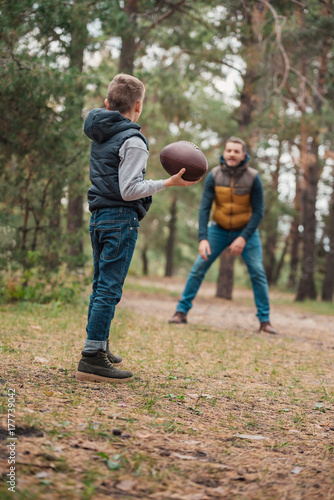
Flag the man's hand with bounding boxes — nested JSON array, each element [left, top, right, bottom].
[[229, 236, 246, 256], [199, 239, 211, 260], [164, 168, 202, 188]]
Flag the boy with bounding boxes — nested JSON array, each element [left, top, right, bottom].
[[76, 74, 200, 383]]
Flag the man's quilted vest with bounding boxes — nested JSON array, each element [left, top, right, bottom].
[[211, 163, 258, 230]]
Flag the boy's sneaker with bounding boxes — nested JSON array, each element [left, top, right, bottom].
[[75, 349, 133, 383], [106, 340, 122, 364]]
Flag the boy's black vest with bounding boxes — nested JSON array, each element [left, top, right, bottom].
[[84, 109, 152, 220]]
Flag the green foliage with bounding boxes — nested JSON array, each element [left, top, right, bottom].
[[0, 265, 83, 304], [0, 0, 333, 298]]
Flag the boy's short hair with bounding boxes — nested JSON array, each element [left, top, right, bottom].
[[226, 137, 247, 152], [107, 74, 145, 114]]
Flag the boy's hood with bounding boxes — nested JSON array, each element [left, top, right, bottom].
[[84, 108, 141, 144]]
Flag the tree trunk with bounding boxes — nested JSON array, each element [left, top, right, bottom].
[[287, 165, 302, 288], [119, 28, 136, 74], [264, 234, 277, 285], [296, 138, 319, 301], [46, 191, 62, 269], [67, 194, 84, 259], [66, 2, 87, 263], [294, 1, 330, 300], [322, 162, 334, 301], [216, 2, 268, 300], [119, 0, 138, 74], [142, 244, 149, 276], [272, 233, 290, 285], [288, 220, 300, 289], [165, 196, 177, 277], [263, 142, 281, 284], [216, 250, 235, 300], [119, 0, 184, 74], [321, 227, 334, 302], [21, 201, 30, 253]]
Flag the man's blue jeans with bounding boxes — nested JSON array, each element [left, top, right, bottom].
[[86, 208, 139, 341], [176, 223, 270, 322]]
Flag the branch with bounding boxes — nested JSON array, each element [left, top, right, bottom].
[[137, 0, 187, 44], [63, 148, 86, 168], [258, 0, 290, 93], [290, 0, 307, 7], [289, 67, 326, 105], [259, 0, 327, 105], [181, 49, 243, 75]]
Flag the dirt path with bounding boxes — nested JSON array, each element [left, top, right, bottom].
[[120, 276, 334, 348], [2, 277, 334, 499]]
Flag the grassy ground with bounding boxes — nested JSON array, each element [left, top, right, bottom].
[[0, 284, 334, 499]]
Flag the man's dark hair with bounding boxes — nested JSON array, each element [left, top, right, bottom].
[[226, 137, 247, 153]]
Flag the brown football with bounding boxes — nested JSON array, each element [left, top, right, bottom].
[[160, 141, 208, 181]]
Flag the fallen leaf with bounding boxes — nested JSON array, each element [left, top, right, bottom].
[[186, 393, 199, 399], [235, 434, 268, 440], [35, 471, 52, 479], [211, 486, 228, 496], [291, 466, 303, 474], [173, 453, 198, 460], [152, 493, 209, 500], [34, 357, 49, 364], [77, 441, 100, 451], [209, 463, 233, 470], [115, 479, 137, 492], [136, 433, 153, 439], [53, 445, 65, 452]]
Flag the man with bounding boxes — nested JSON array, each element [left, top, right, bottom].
[[169, 137, 277, 334]]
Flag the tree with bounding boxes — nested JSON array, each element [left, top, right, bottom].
[[322, 152, 334, 302], [66, 1, 89, 264], [216, 0, 269, 299], [286, 1, 333, 300], [0, 1, 72, 270]]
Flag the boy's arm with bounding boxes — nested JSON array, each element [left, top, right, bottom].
[[119, 137, 165, 201], [119, 137, 201, 201]]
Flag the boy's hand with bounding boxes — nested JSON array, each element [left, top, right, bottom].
[[164, 168, 202, 187]]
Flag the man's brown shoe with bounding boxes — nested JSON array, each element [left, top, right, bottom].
[[260, 322, 277, 335], [169, 311, 187, 324]]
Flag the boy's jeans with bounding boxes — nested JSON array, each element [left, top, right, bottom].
[[86, 208, 139, 342], [176, 223, 270, 322]]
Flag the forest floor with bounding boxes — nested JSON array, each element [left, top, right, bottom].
[[0, 276, 334, 499]]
